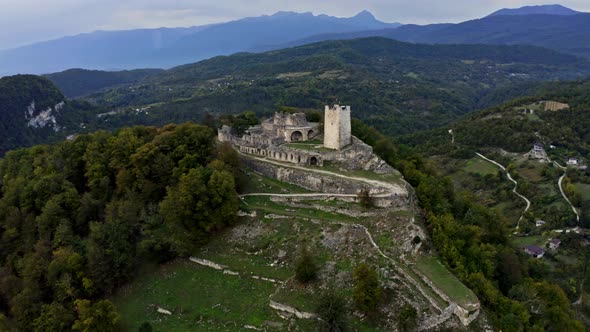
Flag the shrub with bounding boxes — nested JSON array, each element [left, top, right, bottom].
[[295, 246, 318, 283], [317, 290, 348, 332]]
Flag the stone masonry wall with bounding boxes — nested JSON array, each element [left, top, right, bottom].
[[242, 157, 391, 195]]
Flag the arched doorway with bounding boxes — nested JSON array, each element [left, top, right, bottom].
[[310, 157, 318, 166], [308, 129, 314, 139], [291, 131, 303, 141]]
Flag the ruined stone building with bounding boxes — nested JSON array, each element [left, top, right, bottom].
[[218, 105, 391, 173]]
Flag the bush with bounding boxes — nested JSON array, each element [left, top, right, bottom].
[[138, 322, 152, 332], [396, 304, 417, 332], [317, 290, 348, 332], [357, 188, 374, 209], [352, 263, 382, 315], [295, 247, 318, 283]]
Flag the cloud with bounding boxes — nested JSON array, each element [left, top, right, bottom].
[[1, 0, 589, 49]]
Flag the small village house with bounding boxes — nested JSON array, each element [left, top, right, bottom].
[[524, 245, 545, 258], [549, 238, 561, 250]]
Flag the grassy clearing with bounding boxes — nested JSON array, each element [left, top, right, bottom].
[[463, 157, 499, 176], [575, 183, 590, 203], [512, 234, 550, 247], [415, 256, 478, 308], [241, 196, 358, 223], [112, 260, 279, 332], [515, 161, 545, 183]]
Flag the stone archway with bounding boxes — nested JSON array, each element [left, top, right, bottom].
[[308, 129, 314, 139], [310, 156, 318, 166], [291, 131, 303, 141]]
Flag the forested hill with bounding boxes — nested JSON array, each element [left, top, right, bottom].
[[44, 68, 164, 98], [401, 80, 590, 157], [0, 75, 69, 154], [80, 37, 590, 139], [0, 123, 240, 330]]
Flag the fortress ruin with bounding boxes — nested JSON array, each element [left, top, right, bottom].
[[218, 105, 392, 173]]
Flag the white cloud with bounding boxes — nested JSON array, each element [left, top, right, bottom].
[[1, 0, 589, 49]]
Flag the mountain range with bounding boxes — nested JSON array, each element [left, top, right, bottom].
[[0, 11, 399, 75], [2, 5, 589, 75], [268, 7, 590, 59]]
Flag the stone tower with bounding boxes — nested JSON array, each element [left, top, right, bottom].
[[324, 105, 351, 150]]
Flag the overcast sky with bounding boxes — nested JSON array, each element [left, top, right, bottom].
[[1, 0, 589, 50]]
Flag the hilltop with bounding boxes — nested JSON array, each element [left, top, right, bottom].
[[487, 4, 581, 17], [45, 68, 164, 98]]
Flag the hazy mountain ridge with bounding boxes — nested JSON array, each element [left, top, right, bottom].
[[487, 4, 581, 17], [271, 5, 590, 59], [0, 11, 400, 75]]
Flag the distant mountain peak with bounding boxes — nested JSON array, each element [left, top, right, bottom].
[[487, 4, 581, 17], [353, 10, 377, 21]]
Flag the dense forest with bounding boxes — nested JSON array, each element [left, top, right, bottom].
[[79, 37, 590, 138], [402, 79, 590, 157], [45, 68, 165, 98], [0, 123, 240, 330], [3, 39, 590, 157], [352, 119, 585, 331]]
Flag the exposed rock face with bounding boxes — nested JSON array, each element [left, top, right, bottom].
[[25, 100, 65, 132]]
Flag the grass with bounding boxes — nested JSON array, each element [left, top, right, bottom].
[[515, 161, 545, 183], [282, 142, 333, 152], [241, 196, 359, 223], [463, 157, 499, 176], [575, 183, 590, 203], [415, 256, 478, 308], [512, 234, 550, 247], [112, 260, 280, 332]]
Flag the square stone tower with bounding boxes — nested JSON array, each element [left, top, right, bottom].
[[324, 105, 352, 150]]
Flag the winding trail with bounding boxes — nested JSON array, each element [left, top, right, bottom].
[[475, 153, 531, 230], [553, 161, 581, 224], [448, 129, 455, 144]]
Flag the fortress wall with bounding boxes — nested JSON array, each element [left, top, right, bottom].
[[242, 157, 391, 195]]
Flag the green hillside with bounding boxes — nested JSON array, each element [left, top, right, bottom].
[[45, 68, 164, 98], [80, 37, 590, 138]]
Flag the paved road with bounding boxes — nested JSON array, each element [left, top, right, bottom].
[[476, 152, 531, 230]]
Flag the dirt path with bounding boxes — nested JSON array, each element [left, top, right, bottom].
[[476, 153, 531, 230], [239, 152, 407, 196], [553, 161, 581, 224]]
